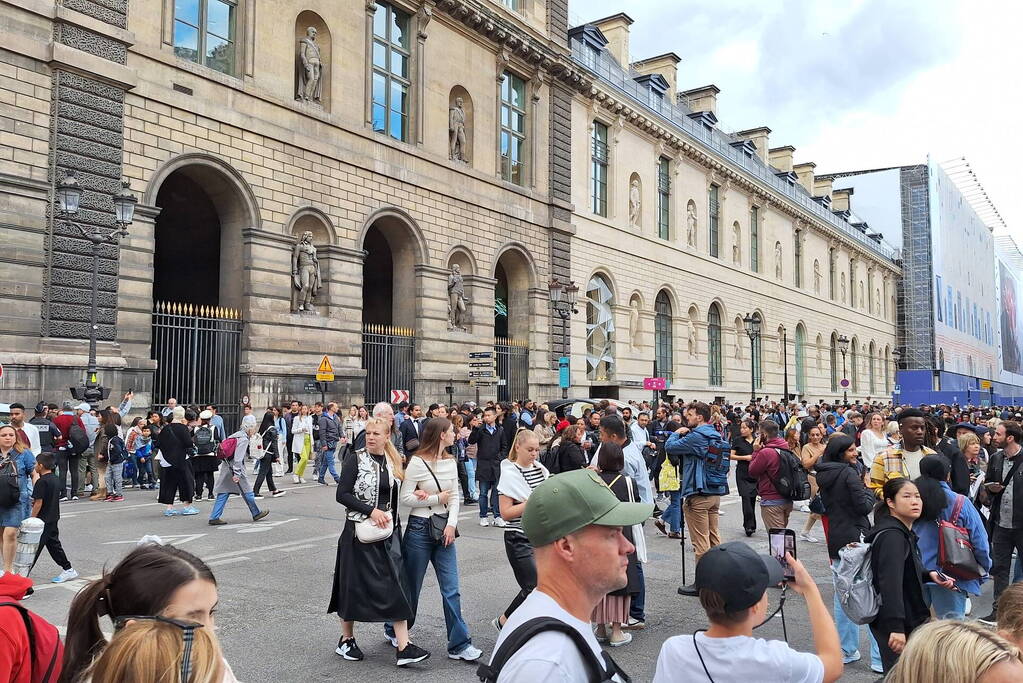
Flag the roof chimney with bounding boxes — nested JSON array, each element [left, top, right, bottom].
[[832, 188, 852, 213], [591, 13, 633, 66], [793, 162, 816, 194], [631, 52, 681, 100], [735, 127, 771, 163], [681, 84, 719, 115], [813, 177, 833, 201], [769, 146, 795, 173]]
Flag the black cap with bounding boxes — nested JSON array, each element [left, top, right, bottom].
[[34, 402, 47, 414], [693, 541, 784, 611]]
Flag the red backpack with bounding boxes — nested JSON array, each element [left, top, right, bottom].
[[216, 436, 238, 461]]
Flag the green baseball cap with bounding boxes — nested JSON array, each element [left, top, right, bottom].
[[521, 469, 653, 547]]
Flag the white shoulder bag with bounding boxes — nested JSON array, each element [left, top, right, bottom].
[[354, 460, 394, 544]]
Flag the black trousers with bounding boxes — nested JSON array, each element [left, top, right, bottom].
[[285, 438, 294, 472], [991, 525, 1023, 605], [158, 463, 195, 505], [30, 521, 71, 573], [735, 474, 758, 533], [194, 471, 215, 497], [253, 457, 277, 495], [56, 451, 79, 497], [869, 624, 902, 674], [503, 530, 537, 619], [457, 459, 471, 500]]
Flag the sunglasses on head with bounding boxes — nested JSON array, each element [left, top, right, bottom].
[[114, 615, 205, 681]]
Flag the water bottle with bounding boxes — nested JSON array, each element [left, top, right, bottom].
[[13, 517, 45, 577]]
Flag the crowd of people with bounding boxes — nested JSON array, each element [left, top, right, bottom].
[[4, 393, 1023, 681]]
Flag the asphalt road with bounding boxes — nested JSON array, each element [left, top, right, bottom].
[[24, 475, 999, 682]]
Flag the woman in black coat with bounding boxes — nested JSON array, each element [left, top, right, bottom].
[[557, 424, 588, 472], [816, 435, 875, 559], [155, 406, 197, 517], [254, 411, 283, 499]]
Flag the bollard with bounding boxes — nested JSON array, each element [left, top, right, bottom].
[[13, 517, 45, 577]]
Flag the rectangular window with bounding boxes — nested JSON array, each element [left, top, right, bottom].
[[935, 275, 944, 322], [708, 185, 719, 258], [590, 121, 608, 216], [371, 2, 411, 142], [750, 206, 759, 272], [657, 157, 670, 239], [174, 0, 237, 75], [499, 0, 520, 10], [946, 286, 953, 323], [793, 233, 802, 287], [648, 89, 664, 109], [500, 71, 527, 185]]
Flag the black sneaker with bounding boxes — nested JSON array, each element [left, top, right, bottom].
[[396, 642, 430, 667], [978, 611, 998, 626], [336, 637, 364, 661], [678, 584, 699, 596]]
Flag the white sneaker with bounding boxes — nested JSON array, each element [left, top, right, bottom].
[[479, 518, 490, 527], [299, 477, 307, 484], [272, 490, 287, 498], [798, 503, 812, 513], [53, 568, 79, 583], [448, 644, 483, 661], [385, 633, 399, 648], [493, 518, 508, 527], [800, 533, 819, 543], [84, 484, 93, 493], [292, 475, 300, 484]]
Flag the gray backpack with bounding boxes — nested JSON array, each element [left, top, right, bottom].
[[833, 528, 897, 625]]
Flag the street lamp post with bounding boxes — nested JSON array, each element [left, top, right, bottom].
[[780, 324, 789, 402], [57, 171, 137, 406], [837, 334, 850, 405], [742, 312, 761, 403], [892, 347, 902, 404], [548, 278, 579, 399]]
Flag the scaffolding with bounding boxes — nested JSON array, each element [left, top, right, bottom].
[[897, 165, 935, 371]]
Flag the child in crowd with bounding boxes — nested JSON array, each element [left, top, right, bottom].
[[30, 451, 78, 583], [134, 424, 155, 490], [100, 423, 127, 502]]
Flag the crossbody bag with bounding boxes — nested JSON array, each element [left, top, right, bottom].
[[354, 459, 393, 544], [419, 457, 459, 544]]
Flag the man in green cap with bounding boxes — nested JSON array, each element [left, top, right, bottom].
[[479, 468, 652, 682]]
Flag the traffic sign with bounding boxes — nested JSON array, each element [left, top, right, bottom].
[[468, 351, 494, 359], [839, 378, 850, 388], [559, 356, 570, 389], [390, 389, 410, 404], [468, 370, 495, 378], [469, 380, 496, 387], [643, 377, 667, 391], [303, 380, 318, 393], [316, 355, 334, 382], [468, 360, 495, 368], [0, 363, 4, 380]]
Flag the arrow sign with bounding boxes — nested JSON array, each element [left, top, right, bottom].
[[316, 355, 335, 382], [468, 370, 495, 378], [468, 351, 494, 359], [468, 361, 496, 368]]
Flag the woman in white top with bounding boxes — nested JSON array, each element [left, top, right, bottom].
[[391, 417, 482, 662], [291, 404, 314, 484], [859, 412, 889, 470], [493, 429, 550, 631]]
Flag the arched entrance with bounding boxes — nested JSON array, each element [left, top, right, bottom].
[[359, 209, 425, 403], [148, 157, 256, 427], [493, 245, 534, 402]]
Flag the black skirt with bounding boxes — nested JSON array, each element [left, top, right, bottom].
[[328, 518, 414, 623]]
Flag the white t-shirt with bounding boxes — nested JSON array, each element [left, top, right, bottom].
[[492, 590, 624, 682], [903, 448, 924, 480], [653, 632, 823, 683]]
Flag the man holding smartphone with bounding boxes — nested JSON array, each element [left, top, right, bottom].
[[980, 421, 1023, 625]]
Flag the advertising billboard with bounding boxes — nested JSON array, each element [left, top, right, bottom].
[[1000, 260, 1023, 376]]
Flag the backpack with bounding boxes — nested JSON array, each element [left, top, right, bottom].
[[193, 425, 216, 455], [67, 422, 89, 456], [0, 602, 60, 683], [771, 447, 811, 501], [0, 455, 21, 508], [700, 429, 731, 491], [540, 438, 561, 474], [216, 436, 238, 461], [833, 528, 898, 625], [476, 617, 629, 683], [106, 438, 127, 466]]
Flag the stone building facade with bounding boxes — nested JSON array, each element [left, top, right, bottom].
[[562, 14, 901, 403], [1, 0, 582, 419]]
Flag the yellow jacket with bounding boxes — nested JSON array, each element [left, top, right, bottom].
[[867, 444, 937, 497]]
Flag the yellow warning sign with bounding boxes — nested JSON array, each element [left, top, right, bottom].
[[316, 355, 334, 382]]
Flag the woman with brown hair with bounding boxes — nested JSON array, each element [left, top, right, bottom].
[[330, 417, 429, 667], [799, 425, 826, 543], [0, 424, 35, 573]]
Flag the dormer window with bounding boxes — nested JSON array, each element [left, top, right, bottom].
[[634, 73, 669, 112]]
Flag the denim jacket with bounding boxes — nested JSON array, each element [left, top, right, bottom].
[[666, 424, 729, 498]]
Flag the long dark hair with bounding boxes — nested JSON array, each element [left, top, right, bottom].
[[417, 417, 453, 459], [258, 411, 275, 434], [822, 434, 855, 464], [915, 454, 952, 522], [61, 544, 216, 683], [873, 477, 917, 518]]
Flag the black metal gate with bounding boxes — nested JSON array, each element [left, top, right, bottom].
[[151, 302, 243, 430], [362, 324, 415, 404], [495, 337, 528, 403]]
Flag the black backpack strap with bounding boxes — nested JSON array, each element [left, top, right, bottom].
[[477, 617, 612, 682]]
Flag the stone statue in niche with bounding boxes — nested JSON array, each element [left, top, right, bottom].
[[687, 318, 697, 358], [629, 299, 640, 350], [840, 276, 847, 303], [775, 243, 783, 280], [449, 96, 467, 162], [686, 204, 697, 246], [875, 289, 881, 313], [734, 330, 742, 360], [732, 223, 741, 264], [297, 27, 323, 104], [777, 333, 785, 365], [859, 282, 865, 309], [629, 179, 641, 227], [292, 231, 321, 312], [814, 261, 822, 294], [447, 264, 469, 330]]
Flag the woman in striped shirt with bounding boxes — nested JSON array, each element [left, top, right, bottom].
[[492, 428, 550, 631]]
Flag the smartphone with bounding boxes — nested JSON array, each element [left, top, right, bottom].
[[769, 528, 797, 581]]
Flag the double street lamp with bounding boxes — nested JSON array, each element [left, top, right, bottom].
[[837, 334, 850, 404], [57, 171, 138, 406], [548, 278, 580, 399], [742, 312, 762, 403]]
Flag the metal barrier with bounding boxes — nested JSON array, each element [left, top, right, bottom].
[[151, 302, 242, 431], [362, 324, 415, 404], [495, 337, 529, 403]]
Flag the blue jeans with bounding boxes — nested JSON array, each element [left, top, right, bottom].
[[478, 480, 500, 520], [386, 517, 472, 654], [630, 560, 646, 621], [833, 575, 881, 668], [136, 457, 154, 487], [1015, 552, 1023, 582], [464, 459, 478, 500], [662, 490, 682, 533], [318, 446, 339, 483], [924, 584, 967, 619], [209, 492, 260, 520]]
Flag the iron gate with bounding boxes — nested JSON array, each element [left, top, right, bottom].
[[152, 302, 243, 430], [495, 337, 528, 403], [362, 324, 415, 404]]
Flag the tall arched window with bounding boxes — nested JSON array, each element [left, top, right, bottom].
[[868, 341, 876, 394], [708, 303, 722, 386], [830, 333, 838, 392], [586, 274, 615, 381], [654, 290, 673, 383], [850, 339, 859, 392], [752, 313, 763, 389], [795, 324, 806, 394]]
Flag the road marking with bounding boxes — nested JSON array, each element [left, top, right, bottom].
[[103, 533, 207, 546], [203, 534, 339, 561], [278, 544, 317, 552], [207, 556, 250, 567], [208, 518, 300, 533]]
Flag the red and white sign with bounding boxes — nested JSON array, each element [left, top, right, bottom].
[[0, 363, 4, 380], [390, 389, 410, 404], [643, 377, 667, 391]]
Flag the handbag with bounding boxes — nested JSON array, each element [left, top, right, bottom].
[[420, 457, 459, 544], [658, 460, 681, 492], [354, 459, 394, 543], [937, 494, 984, 581]]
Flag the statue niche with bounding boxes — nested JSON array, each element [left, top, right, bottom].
[[294, 12, 331, 110], [448, 86, 473, 163]]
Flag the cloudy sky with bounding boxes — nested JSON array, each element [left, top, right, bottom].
[[568, 0, 1023, 247]]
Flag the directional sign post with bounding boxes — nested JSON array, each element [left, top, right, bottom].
[[390, 389, 410, 404]]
